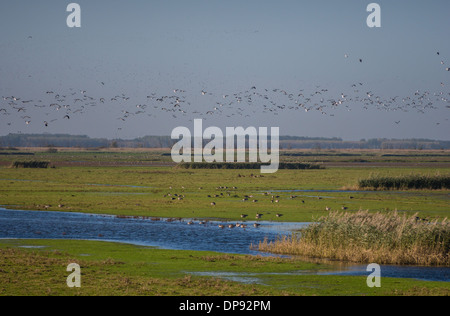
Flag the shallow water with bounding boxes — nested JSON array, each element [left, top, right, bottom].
[[0, 208, 448, 282], [0, 208, 302, 255], [190, 265, 450, 284]]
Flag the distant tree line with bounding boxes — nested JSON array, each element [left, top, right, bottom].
[[0, 134, 449, 150]]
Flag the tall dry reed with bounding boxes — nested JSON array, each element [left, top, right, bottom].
[[257, 210, 449, 266]]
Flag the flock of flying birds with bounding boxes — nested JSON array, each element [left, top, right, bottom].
[[1, 52, 449, 133]]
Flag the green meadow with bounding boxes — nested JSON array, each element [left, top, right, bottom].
[[0, 165, 448, 222], [1, 239, 449, 296], [0, 148, 449, 296]]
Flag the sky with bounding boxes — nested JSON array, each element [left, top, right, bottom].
[[0, 0, 449, 140]]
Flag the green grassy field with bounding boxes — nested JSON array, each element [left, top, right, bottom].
[[0, 148, 449, 296], [0, 165, 448, 222]]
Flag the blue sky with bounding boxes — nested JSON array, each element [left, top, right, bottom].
[[0, 0, 449, 140]]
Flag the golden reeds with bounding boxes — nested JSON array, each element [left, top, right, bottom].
[[256, 210, 449, 266]]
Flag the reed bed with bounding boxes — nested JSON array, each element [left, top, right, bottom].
[[256, 210, 450, 266], [176, 162, 322, 170], [358, 174, 450, 190], [10, 161, 50, 169]]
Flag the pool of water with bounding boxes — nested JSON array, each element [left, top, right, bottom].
[[0, 208, 448, 282]]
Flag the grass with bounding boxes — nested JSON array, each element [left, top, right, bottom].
[[257, 210, 450, 266], [0, 165, 449, 222], [1, 239, 449, 296], [358, 174, 450, 190]]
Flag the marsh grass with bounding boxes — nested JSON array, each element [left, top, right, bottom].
[[256, 210, 450, 266], [358, 174, 450, 190]]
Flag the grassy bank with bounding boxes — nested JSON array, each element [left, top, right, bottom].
[[358, 174, 450, 190], [1, 239, 449, 296], [257, 211, 450, 266]]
